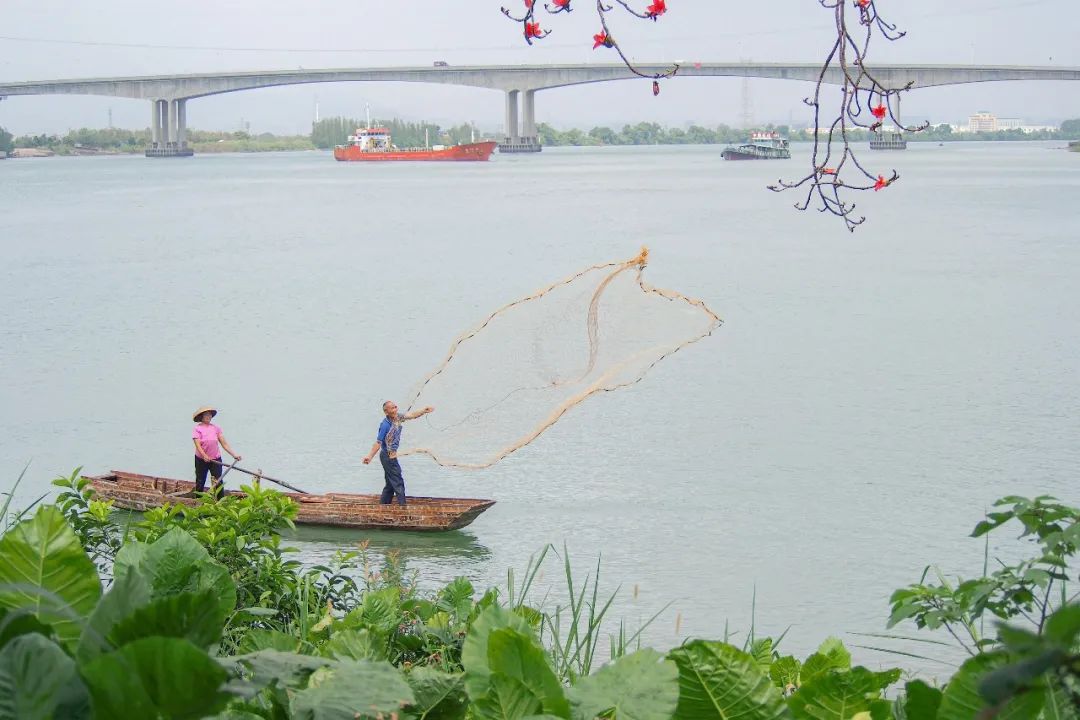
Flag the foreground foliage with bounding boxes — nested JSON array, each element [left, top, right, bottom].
[[1, 473, 1077, 719]]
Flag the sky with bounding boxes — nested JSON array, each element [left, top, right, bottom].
[[1, 0, 1078, 135]]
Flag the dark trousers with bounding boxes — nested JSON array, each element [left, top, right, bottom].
[[379, 451, 406, 505], [194, 455, 223, 497]]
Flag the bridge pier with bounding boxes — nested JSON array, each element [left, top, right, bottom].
[[146, 97, 193, 157], [499, 89, 541, 154]]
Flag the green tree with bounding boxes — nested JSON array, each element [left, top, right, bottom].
[[588, 126, 618, 145], [1061, 118, 1080, 137], [0, 126, 13, 153]]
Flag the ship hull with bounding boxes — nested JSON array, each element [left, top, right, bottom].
[[334, 141, 497, 162], [721, 148, 790, 160]]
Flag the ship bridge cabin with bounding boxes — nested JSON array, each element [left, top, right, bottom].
[[347, 127, 393, 151]]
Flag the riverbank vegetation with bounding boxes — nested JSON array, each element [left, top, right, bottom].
[[1, 469, 1077, 718], [4, 117, 1075, 158]]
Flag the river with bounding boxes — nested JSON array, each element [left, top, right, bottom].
[[1, 141, 1078, 672]]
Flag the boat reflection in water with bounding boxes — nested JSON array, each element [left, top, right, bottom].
[[288, 525, 493, 589]]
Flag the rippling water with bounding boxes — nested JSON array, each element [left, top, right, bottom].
[[2, 142, 1078, 671]]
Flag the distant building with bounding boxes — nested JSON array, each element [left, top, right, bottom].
[[968, 111, 998, 133], [997, 118, 1023, 130]]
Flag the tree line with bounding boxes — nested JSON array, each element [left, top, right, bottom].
[[2, 118, 1079, 155], [310, 117, 483, 149]]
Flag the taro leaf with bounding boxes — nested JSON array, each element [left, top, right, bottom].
[[290, 659, 414, 720], [901, 680, 942, 719], [483, 629, 569, 719], [567, 648, 678, 720], [668, 640, 792, 720], [112, 541, 149, 580], [238, 628, 317, 655], [472, 674, 544, 720], [226, 649, 334, 690], [938, 653, 1045, 720], [788, 667, 901, 720], [770, 656, 802, 690], [405, 667, 468, 720], [1044, 604, 1080, 645], [801, 638, 852, 684], [80, 636, 231, 719], [205, 712, 266, 720], [101, 588, 224, 657], [322, 628, 386, 661], [77, 567, 152, 662], [462, 605, 535, 700], [0, 633, 90, 720], [0, 506, 101, 650], [0, 606, 56, 649], [438, 577, 476, 617], [123, 527, 236, 621], [342, 586, 401, 637]]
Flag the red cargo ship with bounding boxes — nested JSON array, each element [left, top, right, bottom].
[[334, 126, 496, 162]]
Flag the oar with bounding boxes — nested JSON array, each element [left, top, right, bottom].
[[220, 463, 311, 495]]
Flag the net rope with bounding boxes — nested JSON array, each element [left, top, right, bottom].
[[400, 248, 721, 469]]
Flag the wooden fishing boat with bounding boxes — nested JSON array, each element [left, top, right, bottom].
[[84, 471, 496, 532]]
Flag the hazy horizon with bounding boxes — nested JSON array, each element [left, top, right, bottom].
[[2, 0, 1079, 135]]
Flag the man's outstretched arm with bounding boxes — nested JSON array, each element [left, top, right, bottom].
[[401, 406, 435, 421]]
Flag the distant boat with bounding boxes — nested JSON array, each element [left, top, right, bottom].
[[721, 132, 791, 160], [870, 130, 907, 150], [334, 125, 496, 162]]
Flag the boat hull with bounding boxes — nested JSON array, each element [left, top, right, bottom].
[[85, 471, 495, 532], [334, 141, 497, 162], [721, 148, 791, 160]]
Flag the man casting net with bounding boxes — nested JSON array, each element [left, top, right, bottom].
[[398, 248, 721, 469]]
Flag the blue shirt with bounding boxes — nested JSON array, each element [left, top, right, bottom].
[[377, 416, 402, 453]]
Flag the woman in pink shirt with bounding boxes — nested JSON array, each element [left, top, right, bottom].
[[192, 405, 242, 497]]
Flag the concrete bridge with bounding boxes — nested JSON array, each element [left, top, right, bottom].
[[1, 63, 1076, 156]]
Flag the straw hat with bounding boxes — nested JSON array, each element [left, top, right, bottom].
[[192, 406, 218, 422]]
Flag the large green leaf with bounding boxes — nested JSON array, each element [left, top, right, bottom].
[[323, 628, 386, 661], [463, 605, 535, 700], [482, 629, 569, 719], [900, 680, 942, 719], [668, 640, 793, 720], [238, 628, 317, 655], [770, 656, 802, 691], [0, 633, 90, 720], [0, 506, 100, 649], [567, 648, 679, 720], [472, 674, 544, 720], [0, 606, 57, 649], [801, 638, 852, 685], [405, 668, 468, 720], [226, 649, 334, 690], [77, 567, 151, 662], [938, 654, 1045, 720], [788, 667, 902, 720], [123, 528, 236, 621], [290, 659, 414, 720], [80, 636, 231, 719]]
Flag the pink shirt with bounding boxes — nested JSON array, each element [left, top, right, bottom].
[[193, 423, 223, 460]]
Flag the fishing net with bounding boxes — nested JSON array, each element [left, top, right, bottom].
[[399, 248, 721, 469]]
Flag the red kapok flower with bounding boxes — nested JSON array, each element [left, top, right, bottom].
[[822, 168, 836, 175], [646, 0, 667, 17], [856, 0, 870, 7], [551, 0, 571, 8], [525, 21, 544, 39], [873, 175, 888, 191], [871, 104, 887, 120], [592, 31, 612, 49], [525, 0, 534, 7], [652, 80, 661, 96]]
